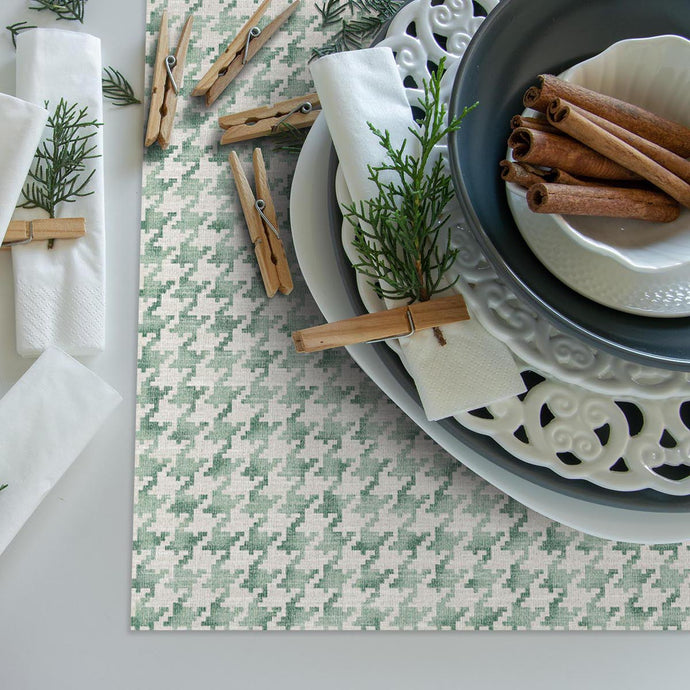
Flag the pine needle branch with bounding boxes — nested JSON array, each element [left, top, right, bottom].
[[6, 21, 37, 48], [0, 483, 7, 492], [315, 0, 349, 26], [19, 98, 101, 247], [342, 58, 477, 303], [271, 121, 308, 153], [311, 0, 404, 61], [29, 0, 87, 23], [102, 66, 141, 107]]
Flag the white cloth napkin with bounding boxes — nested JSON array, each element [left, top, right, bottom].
[[12, 29, 106, 357], [311, 48, 525, 420], [0, 94, 48, 243], [0, 347, 122, 556]]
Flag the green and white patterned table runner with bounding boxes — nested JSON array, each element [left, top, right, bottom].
[[132, 0, 690, 630]]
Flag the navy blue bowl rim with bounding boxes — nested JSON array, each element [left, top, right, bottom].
[[448, 0, 690, 371]]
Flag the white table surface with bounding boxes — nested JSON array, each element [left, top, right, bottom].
[[0, 1, 686, 688]]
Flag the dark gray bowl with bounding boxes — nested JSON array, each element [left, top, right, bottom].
[[449, 0, 690, 370]]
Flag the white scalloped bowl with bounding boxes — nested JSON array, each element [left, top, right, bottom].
[[507, 35, 690, 316]]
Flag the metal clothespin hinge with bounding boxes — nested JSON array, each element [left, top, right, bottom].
[[165, 54, 179, 94], [366, 308, 416, 344], [1, 222, 34, 248], [254, 199, 280, 239], [243, 26, 261, 64], [272, 101, 313, 132]]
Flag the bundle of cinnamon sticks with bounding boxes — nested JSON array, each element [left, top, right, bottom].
[[501, 74, 690, 222]]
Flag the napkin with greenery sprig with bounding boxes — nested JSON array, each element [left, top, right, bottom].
[[311, 47, 525, 420], [13, 28, 106, 357]]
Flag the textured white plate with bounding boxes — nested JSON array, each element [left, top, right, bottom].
[[508, 35, 690, 316], [291, 114, 690, 543], [319, 0, 690, 495]]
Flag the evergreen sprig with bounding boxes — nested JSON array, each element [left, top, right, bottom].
[[29, 0, 87, 23], [312, 0, 404, 60], [272, 121, 308, 153], [102, 66, 141, 107], [6, 21, 37, 48], [343, 59, 476, 304], [20, 98, 101, 246], [0, 483, 7, 493]]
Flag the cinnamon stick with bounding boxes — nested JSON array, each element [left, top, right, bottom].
[[524, 74, 690, 157], [500, 160, 546, 187], [563, 102, 690, 185], [516, 163, 593, 186], [545, 168, 605, 186], [526, 183, 680, 222], [508, 127, 640, 181], [547, 99, 690, 208], [510, 114, 559, 134]]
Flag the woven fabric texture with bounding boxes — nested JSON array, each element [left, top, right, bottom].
[[132, 0, 690, 630]]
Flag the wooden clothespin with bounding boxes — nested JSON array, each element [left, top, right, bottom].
[[145, 11, 194, 149], [1, 218, 86, 250], [218, 93, 321, 145], [192, 0, 301, 107], [229, 148, 293, 297], [292, 295, 470, 353]]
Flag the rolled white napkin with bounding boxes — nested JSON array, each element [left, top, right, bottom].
[[12, 29, 106, 357], [0, 347, 122, 556], [311, 48, 525, 420], [0, 94, 48, 243]]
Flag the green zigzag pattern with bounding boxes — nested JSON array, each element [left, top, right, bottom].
[[132, 0, 690, 630]]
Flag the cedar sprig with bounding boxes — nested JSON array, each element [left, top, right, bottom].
[[344, 59, 476, 303], [271, 121, 308, 154], [20, 98, 101, 246], [6, 21, 37, 48], [102, 66, 141, 107], [311, 0, 404, 60], [315, 0, 349, 25], [29, 0, 87, 23]]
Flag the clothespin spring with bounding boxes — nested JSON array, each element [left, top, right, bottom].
[[255, 199, 280, 239], [243, 26, 261, 64], [1, 222, 34, 248], [366, 308, 416, 344], [165, 55, 179, 94], [272, 101, 313, 132]]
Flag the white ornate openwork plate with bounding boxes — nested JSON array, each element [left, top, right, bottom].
[[331, 0, 690, 495], [291, 114, 690, 541]]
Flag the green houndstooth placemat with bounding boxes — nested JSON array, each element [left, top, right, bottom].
[[131, 0, 690, 630]]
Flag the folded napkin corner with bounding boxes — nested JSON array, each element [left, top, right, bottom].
[[0, 347, 122, 556]]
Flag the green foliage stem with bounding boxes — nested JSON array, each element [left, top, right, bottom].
[[343, 58, 476, 303], [29, 0, 86, 23], [312, 0, 404, 60], [6, 21, 37, 48], [19, 98, 101, 247], [102, 67, 141, 107]]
